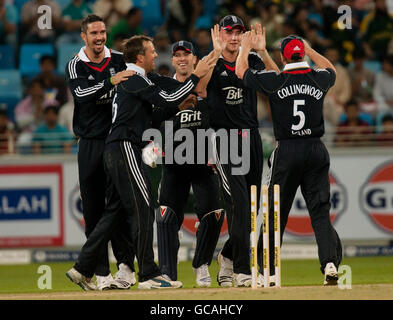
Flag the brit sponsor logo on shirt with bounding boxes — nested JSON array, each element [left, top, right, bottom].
[[99, 88, 115, 103], [286, 172, 346, 236], [178, 110, 202, 128], [222, 86, 243, 105], [360, 160, 393, 234]]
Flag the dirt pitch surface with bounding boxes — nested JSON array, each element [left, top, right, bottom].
[[1, 284, 392, 300]]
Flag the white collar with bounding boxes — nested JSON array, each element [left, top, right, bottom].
[[78, 46, 111, 62], [173, 73, 177, 80], [283, 61, 310, 71], [126, 63, 146, 75]]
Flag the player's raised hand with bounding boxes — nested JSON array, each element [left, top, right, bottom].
[[193, 55, 217, 78], [302, 38, 312, 54], [250, 23, 266, 52], [240, 31, 253, 52], [211, 24, 226, 54]]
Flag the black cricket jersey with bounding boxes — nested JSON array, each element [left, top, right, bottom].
[[66, 46, 125, 139], [106, 64, 200, 147], [207, 51, 265, 130], [148, 73, 212, 165], [243, 61, 336, 140]]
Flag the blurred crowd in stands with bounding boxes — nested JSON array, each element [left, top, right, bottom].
[[0, 0, 393, 155]]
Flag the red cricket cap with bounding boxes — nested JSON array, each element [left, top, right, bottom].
[[281, 37, 305, 60]]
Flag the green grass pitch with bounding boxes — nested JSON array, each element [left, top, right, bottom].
[[0, 256, 392, 294]]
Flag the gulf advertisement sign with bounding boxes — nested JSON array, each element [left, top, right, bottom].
[[360, 160, 393, 234], [286, 172, 347, 236], [0, 165, 64, 247]]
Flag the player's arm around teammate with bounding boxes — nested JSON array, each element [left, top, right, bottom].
[[65, 15, 139, 291]]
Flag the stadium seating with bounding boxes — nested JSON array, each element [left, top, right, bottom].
[[0, 70, 22, 122], [364, 60, 382, 74], [195, 16, 212, 30], [0, 45, 15, 69], [376, 111, 393, 132], [0, 70, 22, 99], [338, 112, 375, 126], [57, 43, 81, 75], [19, 44, 55, 77], [56, 0, 72, 10], [14, 0, 30, 13], [133, 0, 164, 35]]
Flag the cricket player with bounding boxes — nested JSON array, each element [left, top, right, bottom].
[[236, 33, 343, 286], [65, 14, 136, 290], [66, 35, 215, 289], [198, 17, 279, 287], [150, 40, 224, 287]]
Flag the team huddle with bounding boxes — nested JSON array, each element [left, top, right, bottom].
[[65, 13, 342, 290]]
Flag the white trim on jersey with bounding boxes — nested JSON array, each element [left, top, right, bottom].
[[126, 63, 146, 75], [126, 63, 155, 86], [158, 79, 194, 101], [68, 55, 80, 79], [78, 46, 111, 62], [123, 141, 150, 206], [74, 81, 105, 97], [283, 61, 310, 71], [256, 69, 279, 75]]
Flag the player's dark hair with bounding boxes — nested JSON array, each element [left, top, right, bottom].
[[289, 53, 302, 62], [81, 14, 104, 33], [122, 35, 153, 63]]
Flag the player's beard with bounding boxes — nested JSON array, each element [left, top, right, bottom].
[[91, 40, 105, 56], [178, 65, 192, 77], [145, 60, 155, 73]]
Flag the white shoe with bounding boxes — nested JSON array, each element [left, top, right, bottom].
[[323, 262, 338, 286], [257, 274, 276, 287], [217, 251, 233, 287], [233, 273, 252, 287], [193, 264, 211, 287], [111, 263, 136, 289], [96, 274, 115, 291], [66, 267, 97, 291], [138, 275, 183, 289]]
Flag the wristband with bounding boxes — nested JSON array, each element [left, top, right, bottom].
[[110, 77, 114, 85]]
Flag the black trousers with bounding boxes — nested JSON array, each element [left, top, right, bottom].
[[259, 138, 342, 274], [75, 140, 161, 281], [77, 139, 135, 276], [159, 164, 221, 221], [159, 164, 222, 269], [214, 128, 263, 274]]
